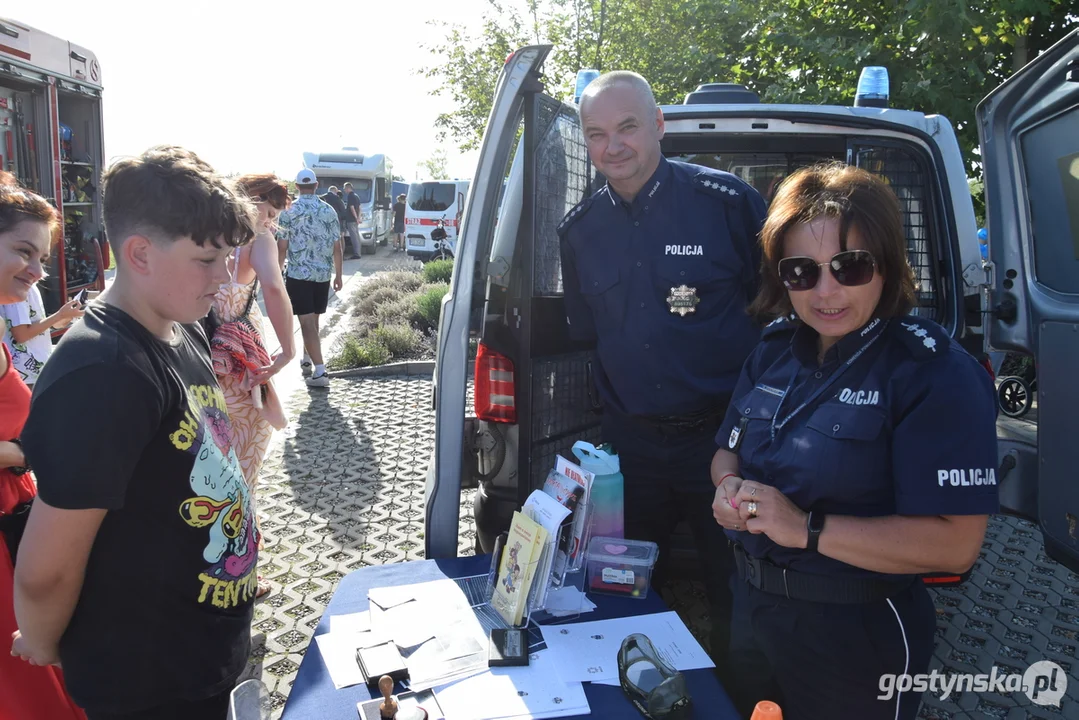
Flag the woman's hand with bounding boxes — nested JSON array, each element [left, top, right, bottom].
[[247, 353, 292, 387], [55, 300, 85, 326], [734, 480, 809, 549], [712, 475, 745, 531], [0, 440, 25, 468], [10, 630, 60, 667]]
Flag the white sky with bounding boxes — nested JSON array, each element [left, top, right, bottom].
[[11, 0, 514, 182]]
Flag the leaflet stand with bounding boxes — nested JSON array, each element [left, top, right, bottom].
[[566, 497, 594, 575], [485, 534, 544, 630], [528, 563, 588, 625]]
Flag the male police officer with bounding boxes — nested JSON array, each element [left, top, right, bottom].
[[558, 71, 767, 677]]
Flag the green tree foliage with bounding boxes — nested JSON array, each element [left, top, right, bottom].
[[420, 149, 450, 180], [421, 4, 532, 151], [422, 0, 1076, 172], [736, 0, 1076, 171]]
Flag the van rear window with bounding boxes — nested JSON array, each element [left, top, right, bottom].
[[316, 177, 372, 203], [408, 183, 456, 212], [1021, 107, 1079, 293], [671, 148, 940, 320]]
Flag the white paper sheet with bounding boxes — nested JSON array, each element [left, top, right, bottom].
[[370, 579, 482, 649], [433, 649, 589, 720], [524, 489, 573, 536], [540, 611, 714, 683], [404, 620, 489, 690], [543, 586, 597, 615], [407, 647, 489, 692], [378, 600, 441, 648], [329, 610, 371, 634], [314, 630, 390, 690], [368, 583, 423, 609]]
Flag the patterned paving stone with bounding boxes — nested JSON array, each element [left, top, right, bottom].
[[243, 372, 1078, 720], [238, 373, 448, 714]]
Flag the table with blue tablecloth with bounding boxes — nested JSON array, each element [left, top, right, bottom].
[[281, 554, 739, 720]]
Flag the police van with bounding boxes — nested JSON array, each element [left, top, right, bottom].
[[404, 179, 470, 262], [423, 35, 1079, 577]]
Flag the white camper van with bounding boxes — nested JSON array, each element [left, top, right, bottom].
[[404, 179, 470, 262], [302, 149, 394, 254]]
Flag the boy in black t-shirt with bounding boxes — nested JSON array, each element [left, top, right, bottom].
[[12, 146, 259, 719]]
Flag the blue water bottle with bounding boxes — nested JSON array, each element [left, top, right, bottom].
[[572, 440, 624, 539]]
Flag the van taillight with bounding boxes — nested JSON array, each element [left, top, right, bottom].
[[475, 343, 516, 423]]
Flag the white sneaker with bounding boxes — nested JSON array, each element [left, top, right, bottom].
[[306, 372, 330, 388], [301, 360, 313, 378]]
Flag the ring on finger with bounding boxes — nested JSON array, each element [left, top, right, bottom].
[[746, 501, 759, 518]]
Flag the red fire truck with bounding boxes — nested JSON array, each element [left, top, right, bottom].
[[0, 16, 107, 320]]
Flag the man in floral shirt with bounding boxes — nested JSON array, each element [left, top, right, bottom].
[[276, 168, 342, 387]]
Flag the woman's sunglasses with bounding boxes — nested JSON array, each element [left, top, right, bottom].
[[777, 249, 877, 291]]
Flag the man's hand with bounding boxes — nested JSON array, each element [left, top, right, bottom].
[[734, 480, 809, 549], [333, 275, 343, 292], [11, 630, 60, 667]]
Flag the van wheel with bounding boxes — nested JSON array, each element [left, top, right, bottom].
[[997, 376, 1032, 418]]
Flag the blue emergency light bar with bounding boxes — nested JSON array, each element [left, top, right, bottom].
[[575, 69, 600, 105], [854, 66, 890, 108]]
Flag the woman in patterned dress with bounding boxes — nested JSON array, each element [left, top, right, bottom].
[[210, 174, 295, 595]]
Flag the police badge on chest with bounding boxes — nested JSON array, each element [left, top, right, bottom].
[[666, 284, 700, 316], [728, 416, 749, 450]]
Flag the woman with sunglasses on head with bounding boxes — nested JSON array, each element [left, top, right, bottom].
[[710, 163, 997, 720], [0, 171, 85, 718]]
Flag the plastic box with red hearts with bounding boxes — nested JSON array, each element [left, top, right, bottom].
[[585, 537, 659, 599]]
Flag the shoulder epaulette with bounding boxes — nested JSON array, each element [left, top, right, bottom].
[[693, 172, 748, 205], [557, 196, 593, 236], [762, 313, 798, 339], [892, 316, 949, 360]]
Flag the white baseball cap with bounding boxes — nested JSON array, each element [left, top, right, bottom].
[[295, 168, 317, 185]]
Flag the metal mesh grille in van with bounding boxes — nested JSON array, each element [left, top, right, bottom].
[[676, 148, 941, 322], [851, 144, 938, 319], [534, 98, 591, 297], [530, 354, 603, 489], [525, 95, 600, 491]]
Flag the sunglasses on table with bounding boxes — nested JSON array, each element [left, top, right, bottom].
[[778, 249, 877, 291]]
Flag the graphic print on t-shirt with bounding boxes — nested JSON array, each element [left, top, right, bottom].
[[170, 383, 261, 609]]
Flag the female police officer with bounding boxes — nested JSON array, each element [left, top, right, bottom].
[[710, 163, 997, 720]]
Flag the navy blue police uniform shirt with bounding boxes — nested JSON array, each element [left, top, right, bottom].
[[558, 157, 767, 417], [715, 314, 999, 581]]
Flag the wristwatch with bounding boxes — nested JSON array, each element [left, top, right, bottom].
[[806, 511, 826, 553]]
